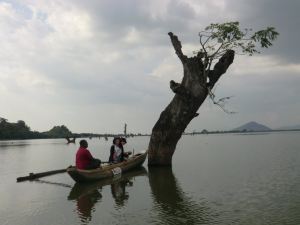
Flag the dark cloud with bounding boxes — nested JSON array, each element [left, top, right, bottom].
[[224, 0, 300, 62], [70, 0, 201, 46], [72, 0, 300, 62]]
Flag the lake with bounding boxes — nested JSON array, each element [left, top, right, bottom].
[[1, 132, 300, 225]]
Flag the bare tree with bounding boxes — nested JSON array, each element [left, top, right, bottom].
[[148, 22, 278, 166]]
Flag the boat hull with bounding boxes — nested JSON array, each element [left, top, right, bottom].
[[67, 152, 147, 183]]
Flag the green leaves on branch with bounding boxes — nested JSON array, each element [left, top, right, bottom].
[[198, 21, 279, 68], [251, 27, 279, 48], [205, 22, 244, 42]]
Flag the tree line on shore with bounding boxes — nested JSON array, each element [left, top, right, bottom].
[[0, 117, 150, 140], [0, 117, 72, 140]]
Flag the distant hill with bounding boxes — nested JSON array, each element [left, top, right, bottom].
[[233, 121, 272, 132]]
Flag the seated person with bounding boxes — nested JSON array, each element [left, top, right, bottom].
[[76, 140, 101, 170], [120, 137, 131, 159], [109, 137, 124, 163]]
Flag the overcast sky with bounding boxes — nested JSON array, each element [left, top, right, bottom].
[[0, 0, 299, 133]]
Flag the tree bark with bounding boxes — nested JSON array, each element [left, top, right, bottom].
[[148, 32, 234, 166]]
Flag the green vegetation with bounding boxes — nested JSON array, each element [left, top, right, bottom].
[[0, 117, 72, 140], [44, 125, 72, 138], [198, 21, 279, 111], [198, 22, 278, 59], [0, 117, 150, 140]]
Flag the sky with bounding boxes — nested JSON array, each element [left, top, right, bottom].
[[0, 0, 299, 133]]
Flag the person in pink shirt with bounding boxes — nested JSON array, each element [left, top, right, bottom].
[[76, 140, 101, 170]]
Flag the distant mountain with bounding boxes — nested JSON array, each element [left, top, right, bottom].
[[277, 124, 300, 130], [233, 121, 272, 132]]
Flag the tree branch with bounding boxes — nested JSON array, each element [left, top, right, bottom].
[[207, 50, 235, 88], [170, 80, 184, 94], [168, 32, 187, 63], [169, 80, 192, 98]]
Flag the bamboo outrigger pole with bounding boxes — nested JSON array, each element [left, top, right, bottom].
[[16, 162, 111, 182], [16, 168, 68, 182]]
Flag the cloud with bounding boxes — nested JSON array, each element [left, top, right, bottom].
[[222, 0, 300, 62], [0, 0, 299, 133]]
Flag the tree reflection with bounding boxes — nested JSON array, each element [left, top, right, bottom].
[[148, 167, 213, 225], [76, 189, 102, 224]]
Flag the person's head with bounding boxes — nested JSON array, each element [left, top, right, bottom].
[[79, 139, 88, 148], [113, 137, 120, 145], [120, 137, 127, 146]]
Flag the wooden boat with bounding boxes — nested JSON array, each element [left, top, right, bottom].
[[67, 151, 147, 183]]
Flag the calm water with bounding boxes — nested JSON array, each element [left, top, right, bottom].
[[1, 132, 300, 225]]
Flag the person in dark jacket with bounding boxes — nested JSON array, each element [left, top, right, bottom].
[[109, 137, 124, 163], [120, 137, 130, 159]]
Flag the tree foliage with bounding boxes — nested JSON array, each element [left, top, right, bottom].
[[197, 21, 279, 72], [44, 125, 72, 138], [0, 118, 73, 140], [196, 21, 279, 112], [0, 119, 33, 139]]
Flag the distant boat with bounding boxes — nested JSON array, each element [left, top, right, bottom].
[[67, 151, 147, 183], [66, 137, 76, 144]]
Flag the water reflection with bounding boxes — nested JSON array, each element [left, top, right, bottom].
[[76, 189, 102, 223], [0, 141, 30, 149], [110, 175, 132, 208], [68, 166, 213, 225], [148, 167, 213, 225], [0, 139, 68, 148], [68, 167, 147, 224]]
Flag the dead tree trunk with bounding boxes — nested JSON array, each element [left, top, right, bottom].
[[148, 32, 234, 166]]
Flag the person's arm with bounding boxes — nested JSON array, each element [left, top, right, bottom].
[[109, 145, 114, 162], [120, 146, 124, 161], [85, 149, 94, 160]]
